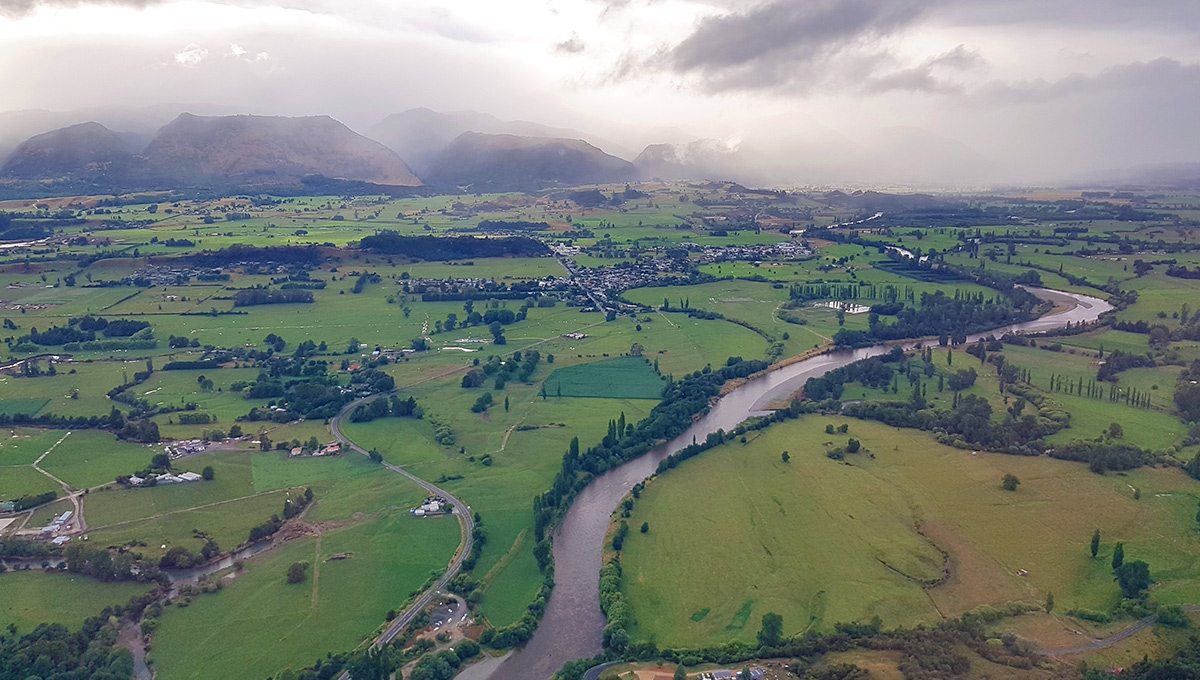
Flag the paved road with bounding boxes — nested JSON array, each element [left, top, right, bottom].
[[329, 396, 475, 650], [1041, 605, 1200, 657], [581, 661, 622, 680]]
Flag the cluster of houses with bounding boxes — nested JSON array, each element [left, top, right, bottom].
[[125, 471, 204, 486], [411, 496, 452, 517], [813, 300, 871, 315], [163, 440, 210, 458], [289, 442, 341, 457], [699, 668, 766, 680]]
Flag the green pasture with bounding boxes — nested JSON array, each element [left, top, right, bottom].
[[0, 429, 67, 465], [151, 511, 459, 680], [396, 257, 566, 280], [0, 361, 146, 417], [0, 466, 60, 501], [38, 430, 156, 490], [1054, 329, 1150, 355], [0, 398, 47, 417], [1120, 273, 1200, 326], [84, 451, 256, 527], [837, 343, 1186, 451], [543, 356, 665, 399], [250, 449, 380, 492], [620, 418, 1200, 648], [0, 571, 151, 631], [89, 490, 291, 560]]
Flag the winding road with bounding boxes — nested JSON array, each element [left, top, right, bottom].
[[329, 397, 475, 650], [1041, 605, 1200, 657]]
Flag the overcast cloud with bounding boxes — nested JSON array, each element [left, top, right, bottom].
[[0, 0, 1198, 185]]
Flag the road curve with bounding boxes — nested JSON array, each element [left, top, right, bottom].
[[1041, 605, 1200, 657], [329, 393, 475, 650]]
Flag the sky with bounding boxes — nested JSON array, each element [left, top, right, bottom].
[[1, 0, 1199, 185]]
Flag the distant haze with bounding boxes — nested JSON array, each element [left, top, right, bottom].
[[2, 0, 1199, 187]]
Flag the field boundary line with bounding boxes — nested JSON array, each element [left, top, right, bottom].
[[86, 488, 289, 531]]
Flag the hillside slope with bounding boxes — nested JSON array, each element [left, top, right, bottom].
[[423, 132, 635, 189], [1, 122, 135, 179], [145, 113, 420, 186]]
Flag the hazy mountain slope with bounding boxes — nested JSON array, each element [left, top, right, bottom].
[[145, 113, 420, 186], [367, 108, 630, 175], [634, 139, 741, 181], [1, 122, 135, 179], [422, 132, 635, 188]]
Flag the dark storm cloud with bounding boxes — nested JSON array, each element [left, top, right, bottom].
[[609, 0, 993, 95], [861, 45, 983, 94], [941, 0, 1200, 31], [667, 0, 925, 76], [980, 57, 1200, 104]]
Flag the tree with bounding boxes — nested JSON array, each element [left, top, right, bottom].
[[1091, 529, 1100, 558], [846, 438, 860, 453], [504, 395, 510, 412], [1002, 473, 1020, 491], [630, 342, 644, 357], [201, 465, 215, 481], [151, 452, 170, 469], [287, 561, 309, 584], [781, 451, 790, 463], [1112, 542, 1125, 570], [1115, 560, 1150, 598], [674, 665, 687, 680], [1108, 422, 1124, 439], [1045, 592, 1054, 614], [757, 612, 783, 647]]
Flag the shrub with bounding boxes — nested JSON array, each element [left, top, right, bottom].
[[287, 561, 309, 584]]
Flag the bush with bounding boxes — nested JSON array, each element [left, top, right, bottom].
[[1157, 604, 1191, 628], [287, 561, 309, 584]]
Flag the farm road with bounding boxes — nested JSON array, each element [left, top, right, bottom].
[[1041, 605, 1200, 657]]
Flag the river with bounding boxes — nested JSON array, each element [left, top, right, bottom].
[[473, 287, 1111, 680]]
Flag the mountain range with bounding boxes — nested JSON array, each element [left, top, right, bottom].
[[1, 106, 1196, 194], [1, 113, 420, 189]]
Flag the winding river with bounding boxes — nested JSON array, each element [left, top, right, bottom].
[[474, 287, 1111, 680]]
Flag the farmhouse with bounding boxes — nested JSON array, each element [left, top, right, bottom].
[[411, 496, 451, 517]]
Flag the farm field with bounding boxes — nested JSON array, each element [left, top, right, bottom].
[[618, 417, 1200, 648], [542, 356, 665, 399], [151, 511, 460, 680], [0, 571, 152, 631]]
